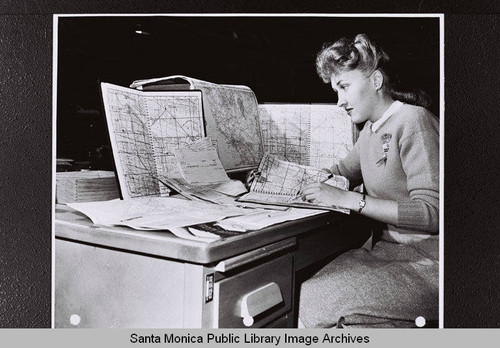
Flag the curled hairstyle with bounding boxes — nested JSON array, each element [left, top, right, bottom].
[[316, 34, 432, 109]]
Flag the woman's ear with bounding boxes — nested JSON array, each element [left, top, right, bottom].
[[371, 70, 384, 91]]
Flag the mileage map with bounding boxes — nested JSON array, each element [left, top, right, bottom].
[[259, 103, 354, 168], [101, 83, 205, 199], [130, 75, 264, 172], [238, 153, 350, 213]]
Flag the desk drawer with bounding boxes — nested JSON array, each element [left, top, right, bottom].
[[214, 254, 293, 328]]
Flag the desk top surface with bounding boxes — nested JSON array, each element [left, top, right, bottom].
[[55, 204, 347, 264]]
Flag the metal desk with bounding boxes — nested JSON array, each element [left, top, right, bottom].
[[55, 204, 370, 328]]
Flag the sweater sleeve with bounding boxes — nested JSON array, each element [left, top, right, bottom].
[[397, 121, 440, 233], [331, 137, 363, 183]]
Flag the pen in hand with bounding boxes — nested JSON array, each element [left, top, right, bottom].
[[297, 173, 334, 197], [320, 173, 334, 183]]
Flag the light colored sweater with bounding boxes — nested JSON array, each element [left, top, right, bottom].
[[332, 103, 440, 250]]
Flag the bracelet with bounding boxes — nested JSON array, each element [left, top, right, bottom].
[[358, 194, 366, 214]]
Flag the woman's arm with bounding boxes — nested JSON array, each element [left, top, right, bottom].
[[302, 112, 440, 233], [301, 184, 399, 226], [330, 136, 363, 184]]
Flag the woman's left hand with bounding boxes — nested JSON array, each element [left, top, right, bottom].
[[300, 183, 347, 206]]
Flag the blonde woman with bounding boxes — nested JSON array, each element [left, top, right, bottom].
[[299, 34, 439, 328]]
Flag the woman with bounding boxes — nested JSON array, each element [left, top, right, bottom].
[[298, 34, 439, 328]]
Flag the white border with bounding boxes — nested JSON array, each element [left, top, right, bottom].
[[55, 13, 442, 18], [439, 13, 445, 328], [51, 14, 59, 329], [52, 13, 444, 329]]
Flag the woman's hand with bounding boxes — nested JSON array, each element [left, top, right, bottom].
[[300, 183, 349, 207], [301, 183, 400, 226]]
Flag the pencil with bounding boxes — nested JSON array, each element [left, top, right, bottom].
[[320, 174, 334, 183], [297, 174, 334, 197]]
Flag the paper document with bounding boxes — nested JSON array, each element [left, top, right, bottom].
[[159, 177, 246, 205], [168, 227, 220, 243], [100, 82, 205, 199], [158, 137, 248, 203], [130, 75, 264, 172], [173, 147, 229, 185], [67, 197, 252, 230], [259, 103, 355, 168], [238, 153, 350, 213], [216, 208, 327, 231]]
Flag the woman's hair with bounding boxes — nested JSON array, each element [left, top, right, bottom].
[[316, 34, 432, 109]]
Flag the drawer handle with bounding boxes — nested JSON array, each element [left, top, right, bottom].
[[215, 238, 296, 272], [240, 282, 283, 327]]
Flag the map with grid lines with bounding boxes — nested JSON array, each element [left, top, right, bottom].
[[259, 103, 354, 168], [238, 153, 350, 213], [101, 83, 205, 199]]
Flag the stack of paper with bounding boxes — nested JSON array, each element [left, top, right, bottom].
[[56, 171, 120, 204], [66, 196, 253, 233], [160, 137, 248, 204]]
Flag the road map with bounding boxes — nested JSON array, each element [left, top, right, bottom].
[[130, 75, 264, 172], [238, 153, 350, 213], [101, 83, 205, 199], [259, 103, 354, 168]]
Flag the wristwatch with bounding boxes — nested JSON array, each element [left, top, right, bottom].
[[358, 194, 366, 214]]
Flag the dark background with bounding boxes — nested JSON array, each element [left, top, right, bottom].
[[1, 1, 499, 329]]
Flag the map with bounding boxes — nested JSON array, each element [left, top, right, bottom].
[[131, 75, 264, 172], [101, 83, 205, 199], [259, 103, 354, 169], [238, 153, 350, 213]]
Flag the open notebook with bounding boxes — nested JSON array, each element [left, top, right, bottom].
[[238, 153, 350, 214]]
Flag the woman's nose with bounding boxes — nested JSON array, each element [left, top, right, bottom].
[[337, 94, 346, 108]]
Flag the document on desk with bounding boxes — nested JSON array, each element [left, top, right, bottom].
[[160, 177, 246, 205], [173, 146, 229, 185], [158, 138, 248, 203], [216, 208, 327, 232], [66, 196, 253, 231], [130, 75, 264, 172], [100, 82, 205, 199], [238, 153, 350, 214]]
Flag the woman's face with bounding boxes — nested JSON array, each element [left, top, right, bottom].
[[330, 69, 377, 124]]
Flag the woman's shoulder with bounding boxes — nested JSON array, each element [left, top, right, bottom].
[[393, 103, 439, 131]]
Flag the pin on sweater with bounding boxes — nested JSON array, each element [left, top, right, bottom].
[[376, 133, 392, 165]]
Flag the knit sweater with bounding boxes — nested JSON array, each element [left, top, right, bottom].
[[331, 103, 440, 249]]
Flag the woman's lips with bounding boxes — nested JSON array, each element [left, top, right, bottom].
[[345, 108, 353, 116]]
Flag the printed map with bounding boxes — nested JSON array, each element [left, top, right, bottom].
[[101, 83, 204, 199], [130, 76, 264, 172], [238, 153, 350, 213], [192, 82, 264, 172], [259, 104, 354, 168], [251, 153, 348, 197]]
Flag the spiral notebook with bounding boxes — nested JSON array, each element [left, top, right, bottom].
[[238, 153, 350, 214]]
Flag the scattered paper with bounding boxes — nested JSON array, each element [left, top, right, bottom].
[[187, 227, 222, 239], [216, 207, 327, 231], [211, 179, 248, 197], [170, 227, 220, 243], [67, 196, 252, 230], [173, 146, 229, 185]]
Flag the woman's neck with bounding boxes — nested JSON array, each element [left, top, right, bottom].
[[369, 94, 396, 123]]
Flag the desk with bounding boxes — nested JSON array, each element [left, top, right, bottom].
[[55, 204, 370, 328]]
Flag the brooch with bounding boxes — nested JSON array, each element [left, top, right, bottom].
[[376, 133, 392, 165]]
